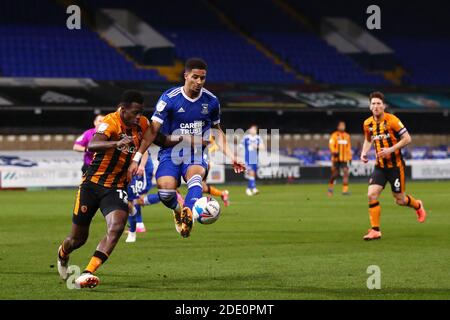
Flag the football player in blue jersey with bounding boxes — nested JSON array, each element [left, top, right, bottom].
[[128, 58, 244, 238], [242, 125, 264, 196], [125, 150, 160, 243]]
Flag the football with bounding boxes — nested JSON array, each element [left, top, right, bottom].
[[193, 196, 221, 224]]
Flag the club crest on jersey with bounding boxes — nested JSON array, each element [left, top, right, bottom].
[[201, 104, 209, 114]]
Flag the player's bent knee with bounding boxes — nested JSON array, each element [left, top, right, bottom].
[[158, 190, 178, 209], [368, 193, 379, 201], [156, 176, 178, 190]]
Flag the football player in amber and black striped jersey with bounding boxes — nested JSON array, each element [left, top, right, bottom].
[[57, 90, 148, 288], [360, 91, 427, 240], [328, 121, 352, 196]]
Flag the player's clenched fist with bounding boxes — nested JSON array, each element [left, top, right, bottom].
[[360, 153, 369, 163]]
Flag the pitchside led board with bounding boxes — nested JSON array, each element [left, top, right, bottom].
[[0, 151, 83, 188], [1, 150, 450, 188], [0, 150, 225, 189]]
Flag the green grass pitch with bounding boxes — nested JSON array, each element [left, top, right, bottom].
[[0, 182, 449, 300]]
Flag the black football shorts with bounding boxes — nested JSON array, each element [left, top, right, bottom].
[[72, 180, 129, 226], [369, 166, 405, 194]]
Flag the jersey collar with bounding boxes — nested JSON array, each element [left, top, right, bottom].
[[181, 86, 203, 103], [373, 113, 386, 123]]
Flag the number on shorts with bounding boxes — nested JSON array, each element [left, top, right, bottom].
[[116, 189, 128, 202], [394, 178, 400, 188]]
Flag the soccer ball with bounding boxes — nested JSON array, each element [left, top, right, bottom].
[[193, 196, 221, 225]]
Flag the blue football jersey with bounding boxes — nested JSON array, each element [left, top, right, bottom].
[[151, 86, 220, 162], [242, 134, 262, 165]]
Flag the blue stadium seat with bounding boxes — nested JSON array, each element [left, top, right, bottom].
[[0, 0, 165, 81], [284, 0, 450, 86], [86, 0, 301, 84]]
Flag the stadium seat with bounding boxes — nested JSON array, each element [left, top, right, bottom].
[[0, 0, 165, 81], [284, 0, 450, 86]]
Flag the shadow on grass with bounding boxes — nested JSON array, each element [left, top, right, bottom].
[[89, 273, 450, 299]]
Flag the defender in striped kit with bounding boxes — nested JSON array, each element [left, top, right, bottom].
[[360, 91, 427, 240], [57, 90, 148, 288]]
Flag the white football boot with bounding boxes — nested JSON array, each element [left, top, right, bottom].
[[57, 245, 69, 280], [125, 231, 136, 243], [75, 273, 100, 289]]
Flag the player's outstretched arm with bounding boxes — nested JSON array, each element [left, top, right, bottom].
[[213, 124, 245, 173], [360, 137, 372, 163], [128, 121, 161, 180], [87, 133, 132, 152], [73, 144, 85, 152], [154, 132, 183, 148], [73, 131, 89, 152], [136, 150, 149, 177]]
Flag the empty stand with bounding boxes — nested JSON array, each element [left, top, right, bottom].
[[86, 0, 300, 83], [0, 0, 164, 80], [212, 0, 388, 85], [285, 0, 450, 86]]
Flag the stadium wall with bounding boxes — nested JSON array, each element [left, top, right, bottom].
[[1, 151, 450, 189]]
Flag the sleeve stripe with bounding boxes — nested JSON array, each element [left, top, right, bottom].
[[151, 116, 164, 124], [213, 120, 220, 125], [398, 128, 407, 135]]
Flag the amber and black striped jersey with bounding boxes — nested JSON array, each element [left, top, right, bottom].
[[363, 112, 407, 169], [329, 131, 352, 162], [84, 110, 149, 188]]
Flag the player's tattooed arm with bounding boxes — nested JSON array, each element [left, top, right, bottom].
[[87, 133, 133, 152]]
